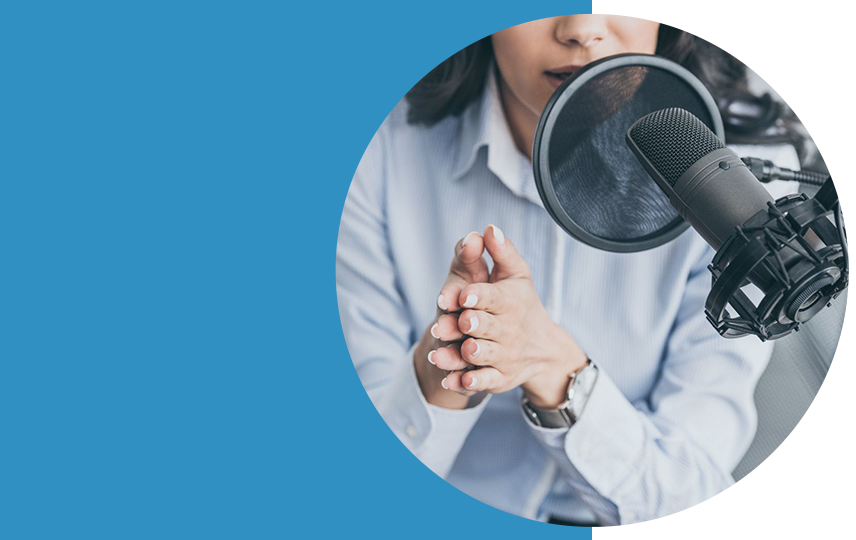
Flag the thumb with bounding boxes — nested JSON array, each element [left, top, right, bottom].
[[452, 231, 487, 278], [438, 232, 489, 312], [484, 224, 530, 281]]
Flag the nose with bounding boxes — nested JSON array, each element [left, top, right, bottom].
[[554, 15, 609, 48]]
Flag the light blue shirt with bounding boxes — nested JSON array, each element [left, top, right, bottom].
[[337, 66, 800, 525]]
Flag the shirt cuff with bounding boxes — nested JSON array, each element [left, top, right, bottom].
[[521, 387, 623, 525], [377, 343, 491, 477], [563, 368, 646, 499]]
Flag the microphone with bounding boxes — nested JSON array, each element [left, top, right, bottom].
[[626, 107, 848, 340]]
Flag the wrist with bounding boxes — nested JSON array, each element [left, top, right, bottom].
[[523, 326, 587, 409]]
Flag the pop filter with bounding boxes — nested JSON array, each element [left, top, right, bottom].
[[533, 54, 725, 252]]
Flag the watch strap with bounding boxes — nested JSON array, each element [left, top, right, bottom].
[[521, 360, 598, 428], [522, 397, 574, 428]]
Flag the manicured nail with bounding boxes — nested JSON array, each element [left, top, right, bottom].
[[471, 341, 480, 358], [437, 294, 446, 310], [441, 377, 448, 390], [468, 377, 478, 390], [468, 315, 479, 333], [490, 224, 505, 245], [427, 350, 436, 365], [461, 231, 478, 247], [430, 323, 439, 339], [463, 294, 478, 308]]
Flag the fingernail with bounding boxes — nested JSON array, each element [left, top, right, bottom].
[[468, 377, 478, 390], [441, 377, 448, 390], [490, 224, 505, 245], [461, 231, 478, 247], [463, 294, 478, 308], [468, 315, 479, 333], [437, 294, 446, 310], [427, 350, 436, 365], [472, 341, 480, 358], [430, 323, 439, 339]]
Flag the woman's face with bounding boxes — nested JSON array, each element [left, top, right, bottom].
[[492, 15, 661, 117]]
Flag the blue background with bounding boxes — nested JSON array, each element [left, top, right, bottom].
[[1, 1, 591, 537]]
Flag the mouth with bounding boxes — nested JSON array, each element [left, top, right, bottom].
[[544, 65, 584, 89]]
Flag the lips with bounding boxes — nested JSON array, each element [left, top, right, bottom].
[[544, 64, 585, 88], [548, 63, 584, 74], [545, 70, 576, 80], [545, 71, 574, 84]]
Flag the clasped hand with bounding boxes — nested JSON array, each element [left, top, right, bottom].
[[414, 225, 588, 410]]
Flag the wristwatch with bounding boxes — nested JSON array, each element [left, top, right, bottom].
[[521, 359, 599, 428]]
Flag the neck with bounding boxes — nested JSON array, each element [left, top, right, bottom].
[[496, 74, 540, 161]]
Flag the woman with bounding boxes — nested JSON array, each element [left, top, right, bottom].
[[336, 15, 803, 525]]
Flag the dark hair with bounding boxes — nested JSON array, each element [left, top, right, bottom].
[[405, 24, 818, 166]]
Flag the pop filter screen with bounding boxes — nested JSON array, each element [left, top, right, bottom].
[[533, 54, 725, 252]]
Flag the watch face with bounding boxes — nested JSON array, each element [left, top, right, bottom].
[[578, 365, 598, 390], [570, 364, 598, 418]]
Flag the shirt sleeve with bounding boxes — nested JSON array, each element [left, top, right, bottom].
[[337, 126, 490, 479], [526, 245, 773, 525]]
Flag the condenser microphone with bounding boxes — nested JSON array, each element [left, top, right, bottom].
[[626, 108, 774, 250], [626, 107, 848, 340]]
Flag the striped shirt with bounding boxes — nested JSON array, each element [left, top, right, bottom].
[[336, 65, 800, 524]]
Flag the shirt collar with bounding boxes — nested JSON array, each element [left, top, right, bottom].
[[451, 64, 541, 205]]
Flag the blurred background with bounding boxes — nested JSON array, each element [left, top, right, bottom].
[[731, 69, 845, 480]]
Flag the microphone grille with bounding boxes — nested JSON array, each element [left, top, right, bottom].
[[629, 107, 726, 186]]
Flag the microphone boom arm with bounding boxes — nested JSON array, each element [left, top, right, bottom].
[[742, 156, 830, 186]]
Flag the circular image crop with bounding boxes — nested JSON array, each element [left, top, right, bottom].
[[336, 14, 847, 526]]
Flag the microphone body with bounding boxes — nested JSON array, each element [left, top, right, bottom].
[[665, 147, 774, 250]]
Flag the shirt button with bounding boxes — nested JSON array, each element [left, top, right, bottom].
[[405, 424, 418, 439]]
